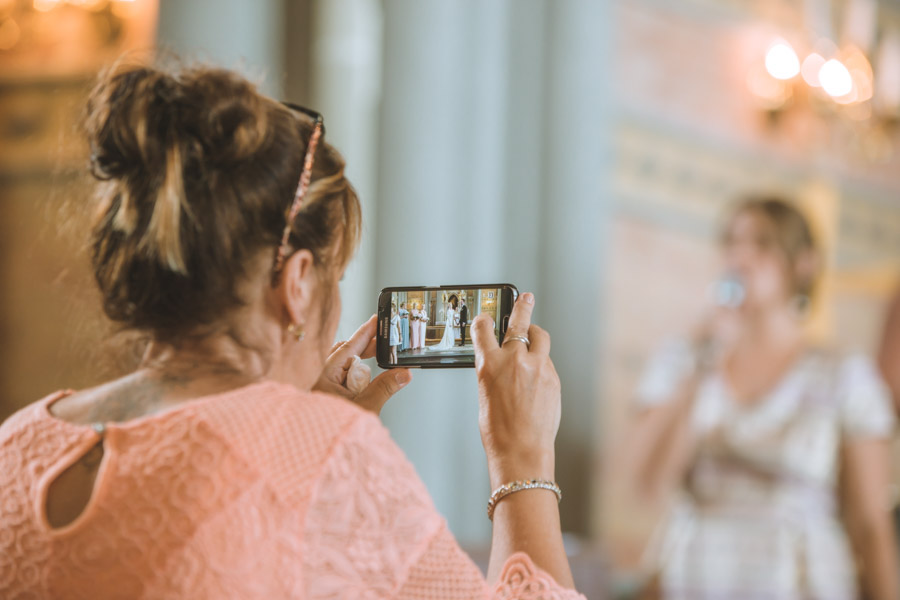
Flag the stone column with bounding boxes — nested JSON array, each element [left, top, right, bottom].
[[537, 0, 612, 536], [375, 0, 612, 543], [156, 0, 285, 97], [306, 0, 384, 339], [375, 0, 518, 545]]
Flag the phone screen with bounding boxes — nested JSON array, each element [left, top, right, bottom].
[[377, 284, 518, 368]]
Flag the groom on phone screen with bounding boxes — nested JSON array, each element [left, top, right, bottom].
[[458, 297, 469, 347]]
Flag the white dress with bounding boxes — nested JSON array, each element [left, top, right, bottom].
[[389, 315, 400, 346], [429, 307, 456, 351], [637, 340, 896, 600], [415, 310, 428, 349]]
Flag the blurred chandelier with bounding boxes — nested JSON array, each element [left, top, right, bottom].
[[32, 0, 135, 11], [748, 0, 900, 147], [0, 0, 137, 53]]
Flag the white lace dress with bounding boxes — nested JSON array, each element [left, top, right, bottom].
[[430, 307, 457, 351], [637, 341, 896, 600]]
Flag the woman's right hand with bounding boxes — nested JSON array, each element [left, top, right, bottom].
[[471, 293, 561, 488], [687, 302, 743, 374]]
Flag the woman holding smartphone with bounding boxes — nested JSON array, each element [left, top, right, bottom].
[[628, 198, 898, 599], [0, 62, 582, 598]]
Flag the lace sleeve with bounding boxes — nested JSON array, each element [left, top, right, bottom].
[[837, 353, 896, 438], [302, 414, 586, 599], [493, 553, 587, 600], [635, 337, 696, 408]]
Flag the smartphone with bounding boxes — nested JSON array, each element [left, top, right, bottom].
[[377, 284, 519, 368]]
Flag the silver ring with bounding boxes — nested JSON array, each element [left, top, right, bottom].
[[503, 334, 530, 348]]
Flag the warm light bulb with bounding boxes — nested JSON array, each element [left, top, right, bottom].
[[819, 59, 853, 97], [765, 42, 800, 80], [32, 0, 60, 11], [68, 0, 109, 8]]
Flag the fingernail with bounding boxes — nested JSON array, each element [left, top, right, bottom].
[[522, 293, 534, 305], [395, 370, 411, 385]]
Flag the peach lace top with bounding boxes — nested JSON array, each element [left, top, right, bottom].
[[0, 381, 585, 599]]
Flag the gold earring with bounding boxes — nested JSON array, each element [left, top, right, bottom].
[[287, 323, 306, 341]]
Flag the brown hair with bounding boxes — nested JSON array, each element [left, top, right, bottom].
[[84, 62, 361, 340], [723, 196, 820, 298]]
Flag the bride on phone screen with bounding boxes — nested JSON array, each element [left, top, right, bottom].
[[430, 295, 458, 351]]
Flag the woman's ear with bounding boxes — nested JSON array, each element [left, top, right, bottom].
[[277, 249, 317, 326], [794, 249, 821, 296]]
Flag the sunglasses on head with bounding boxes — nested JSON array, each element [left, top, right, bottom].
[[272, 102, 325, 277]]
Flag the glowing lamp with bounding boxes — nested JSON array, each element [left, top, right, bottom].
[[819, 59, 853, 97], [765, 42, 800, 80]]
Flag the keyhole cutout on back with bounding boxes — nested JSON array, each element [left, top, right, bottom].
[[45, 440, 105, 529]]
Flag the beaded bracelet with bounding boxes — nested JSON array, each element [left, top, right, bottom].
[[487, 479, 562, 520]]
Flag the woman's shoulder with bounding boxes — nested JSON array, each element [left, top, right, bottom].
[[803, 345, 881, 378], [0, 390, 72, 437], [201, 381, 367, 439], [801, 346, 895, 436], [197, 381, 374, 503], [0, 391, 87, 482]]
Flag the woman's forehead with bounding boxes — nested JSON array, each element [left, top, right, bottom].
[[727, 209, 773, 237]]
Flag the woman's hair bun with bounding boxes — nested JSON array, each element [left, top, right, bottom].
[[85, 65, 182, 181], [84, 64, 273, 274], [181, 69, 269, 167], [85, 65, 268, 181], [83, 61, 361, 340]]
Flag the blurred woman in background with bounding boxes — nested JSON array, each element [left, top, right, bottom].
[[628, 197, 898, 599]]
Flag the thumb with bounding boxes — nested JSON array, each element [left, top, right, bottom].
[[471, 315, 498, 365], [355, 369, 412, 415]]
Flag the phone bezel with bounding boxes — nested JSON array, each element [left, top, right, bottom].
[[376, 283, 518, 369]]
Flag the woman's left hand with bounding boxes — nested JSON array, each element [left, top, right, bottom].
[[313, 315, 412, 415]]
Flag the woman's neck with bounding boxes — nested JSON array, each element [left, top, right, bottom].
[[140, 332, 271, 386], [739, 303, 805, 346], [49, 338, 270, 426]]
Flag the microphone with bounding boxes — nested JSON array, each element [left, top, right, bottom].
[[711, 273, 745, 309]]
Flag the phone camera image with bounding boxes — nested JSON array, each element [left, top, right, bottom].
[[380, 285, 515, 368]]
